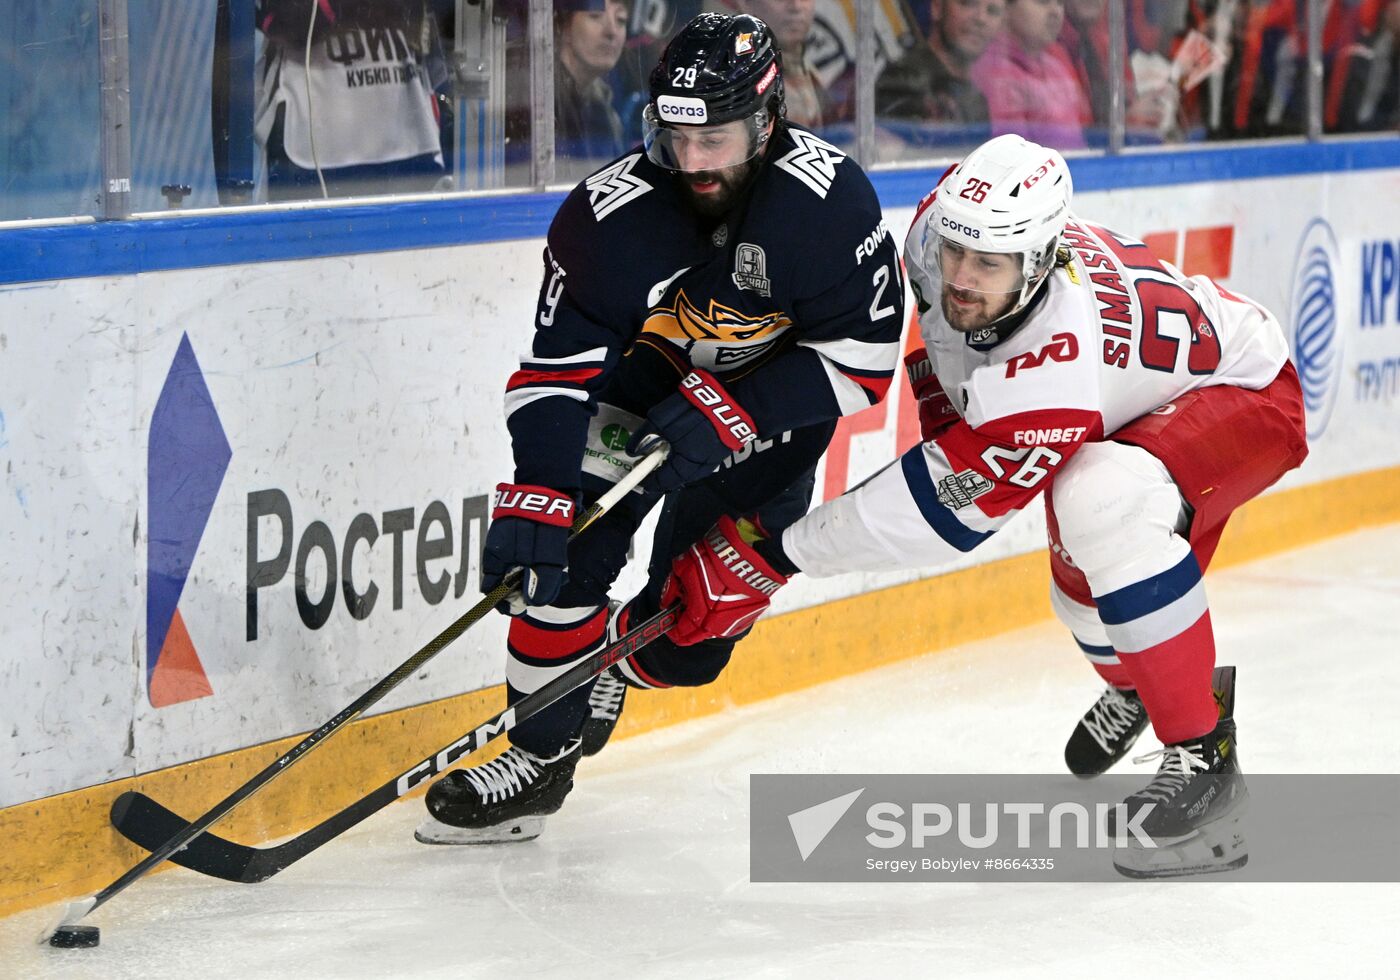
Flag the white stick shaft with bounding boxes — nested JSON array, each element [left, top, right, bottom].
[[577, 444, 667, 533]]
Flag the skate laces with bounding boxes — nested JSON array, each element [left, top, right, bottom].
[[588, 669, 627, 722], [1083, 688, 1142, 753], [1130, 741, 1210, 802], [459, 743, 574, 804]]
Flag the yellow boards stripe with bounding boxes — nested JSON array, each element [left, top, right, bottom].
[[2, 466, 1397, 917]]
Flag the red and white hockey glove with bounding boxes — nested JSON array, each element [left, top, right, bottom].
[[628, 369, 759, 493], [661, 516, 790, 646], [904, 349, 959, 441], [482, 483, 576, 609]]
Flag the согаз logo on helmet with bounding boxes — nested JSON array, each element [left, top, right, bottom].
[[657, 95, 708, 124], [1288, 217, 1343, 440], [940, 216, 981, 239]]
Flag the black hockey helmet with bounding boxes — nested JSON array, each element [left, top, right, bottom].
[[643, 13, 786, 172], [649, 13, 786, 125]]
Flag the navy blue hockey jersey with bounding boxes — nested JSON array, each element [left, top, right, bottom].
[[505, 125, 905, 492]]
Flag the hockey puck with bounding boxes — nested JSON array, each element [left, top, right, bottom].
[[49, 924, 101, 948]]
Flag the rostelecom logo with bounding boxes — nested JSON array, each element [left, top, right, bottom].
[[146, 333, 232, 707]]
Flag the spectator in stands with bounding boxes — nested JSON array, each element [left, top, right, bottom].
[[877, 0, 1006, 132], [1213, 0, 1299, 139], [555, 0, 629, 178], [972, 0, 1091, 148], [1060, 0, 1188, 142], [1123, 0, 1216, 142], [255, 0, 449, 201], [503, 0, 629, 182], [1058, 0, 1110, 129], [1325, 0, 1400, 132], [741, 0, 827, 128]]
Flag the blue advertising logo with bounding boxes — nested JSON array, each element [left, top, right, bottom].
[[1289, 218, 1343, 440], [147, 333, 231, 707]]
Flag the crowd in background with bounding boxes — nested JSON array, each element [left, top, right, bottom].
[[2, 1, 1397, 219], [140, 0, 1400, 201], [504, 0, 1400, 177]]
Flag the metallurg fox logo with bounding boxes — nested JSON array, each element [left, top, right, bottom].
[[642, 289, 792, 365]]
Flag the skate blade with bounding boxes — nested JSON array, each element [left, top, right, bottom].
[[413, 814, 546, 846], [1113, 816, 1248, 879]]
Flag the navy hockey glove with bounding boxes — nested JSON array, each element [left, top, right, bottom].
[[482, 483, 576, 609], [627, 369, 759, 493]]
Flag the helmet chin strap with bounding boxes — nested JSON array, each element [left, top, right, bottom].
[[723, 113, 780, 199], [976, 267, 1053, 335], [987, 238, 1058, 326]]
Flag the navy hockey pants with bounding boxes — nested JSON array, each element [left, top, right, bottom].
[[507, 420, 836, 755]]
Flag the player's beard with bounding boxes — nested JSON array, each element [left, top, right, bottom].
[[680, 157, 760, 219], [940, 284, 1017, 333]]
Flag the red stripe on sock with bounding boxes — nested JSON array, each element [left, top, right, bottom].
[[1116, 611, 1217, 745], [1091, 661, 1134, 690], [508, 609, 607, 660]]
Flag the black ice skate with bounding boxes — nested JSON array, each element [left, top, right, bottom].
[[1113, 666, 1248, 879], [1065, 685, 1149, 776], [415, 740, 582, 845], [581, 666, 628, 757]]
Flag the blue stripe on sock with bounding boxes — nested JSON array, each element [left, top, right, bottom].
[[1094, 552, 1203, 627], [1075, 638, 1116, 659]]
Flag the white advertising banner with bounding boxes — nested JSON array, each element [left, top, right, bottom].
[[2, 165, 1398, 806]]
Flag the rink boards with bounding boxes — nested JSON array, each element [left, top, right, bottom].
[[2, 139, 1400, 915]]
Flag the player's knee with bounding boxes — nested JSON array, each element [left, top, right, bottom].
[[632, 635, 736, 687], [1050, 442, 1186, 580], [1049, 580, 1110, 647]]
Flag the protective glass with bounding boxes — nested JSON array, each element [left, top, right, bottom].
[[643, 105, 768, 172]]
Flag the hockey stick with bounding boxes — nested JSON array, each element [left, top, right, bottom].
[[45, 448, 666, 938], [110, 603, 680, 883]]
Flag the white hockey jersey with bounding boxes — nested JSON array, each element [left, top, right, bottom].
[[256, 22, 442, 171], [783, 211, 1291, 576]]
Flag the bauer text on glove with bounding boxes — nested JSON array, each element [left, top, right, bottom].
[[627, 369, 758, 493], [481, 483, 575, 608]]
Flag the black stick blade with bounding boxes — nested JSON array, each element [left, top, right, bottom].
[[110, 792, 266, 883]]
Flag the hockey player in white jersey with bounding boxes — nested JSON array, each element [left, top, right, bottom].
[[660, 134, 1309, 877]]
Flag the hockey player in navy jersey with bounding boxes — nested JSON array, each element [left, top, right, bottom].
[[415, 13, 904, 845], [661, 134, 1309, 877]]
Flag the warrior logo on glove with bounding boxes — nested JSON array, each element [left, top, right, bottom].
[[661, 515, 790, 645], [701, 523, 784, 595]]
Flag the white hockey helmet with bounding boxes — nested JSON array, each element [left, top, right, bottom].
[[924, 134, 1073, 320]]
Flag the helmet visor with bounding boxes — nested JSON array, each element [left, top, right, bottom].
[[643, 104, 768, 173], [927, 231, 1029, 298]]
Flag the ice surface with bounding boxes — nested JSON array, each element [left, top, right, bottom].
[[4, 525, 1398, 979]]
